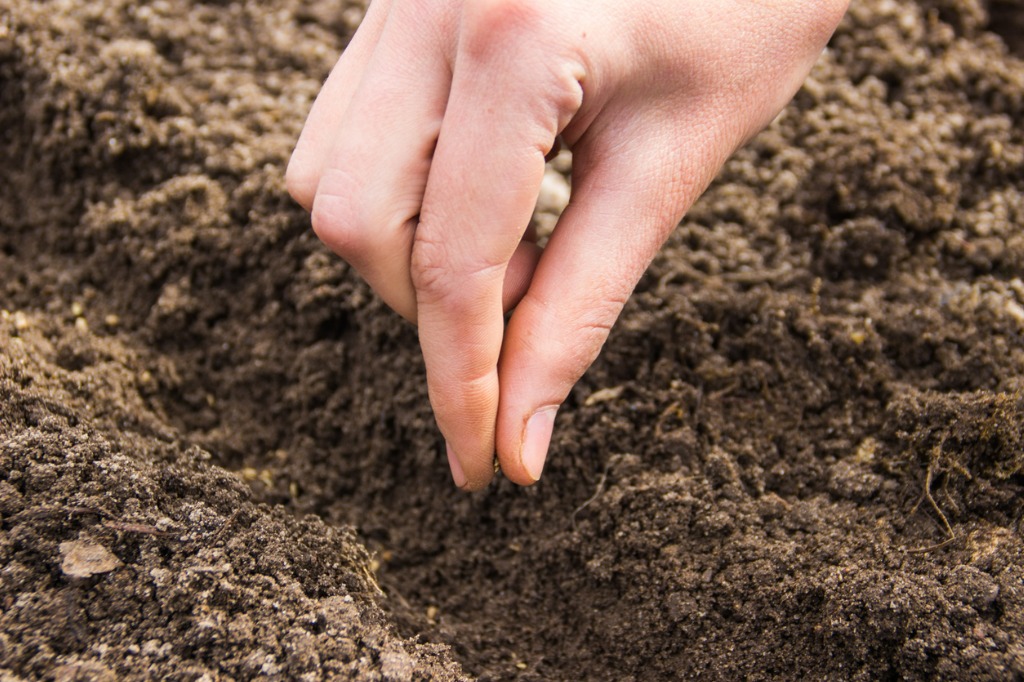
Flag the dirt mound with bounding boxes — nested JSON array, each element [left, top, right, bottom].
[[2, 0, 1023, 679], [0, 314, 463, 679]]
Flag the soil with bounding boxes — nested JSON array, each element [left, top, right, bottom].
[[2, 0, 1023, 680]]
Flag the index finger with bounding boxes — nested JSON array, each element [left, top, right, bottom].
[[413, 5, 585, 489]]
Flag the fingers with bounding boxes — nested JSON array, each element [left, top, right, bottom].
[[494, 119, 724, 485], [299, 2, 454, 322], [288, 2, 542, 323], [286, 0, 392, 211], [414, 7, 585, 490]]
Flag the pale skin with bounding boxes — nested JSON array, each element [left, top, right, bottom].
[[287, 0, 850, 490]]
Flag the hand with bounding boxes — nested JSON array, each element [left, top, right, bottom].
[[286, 0, 848, 490]]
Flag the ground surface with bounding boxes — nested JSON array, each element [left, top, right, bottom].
[[2, 0, 1023, 680]]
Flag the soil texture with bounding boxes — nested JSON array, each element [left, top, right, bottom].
[[2, 0, 1024, 679]]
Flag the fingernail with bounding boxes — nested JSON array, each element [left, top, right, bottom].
[[446, 441, 468, 489], [522, 406, 558, 482]]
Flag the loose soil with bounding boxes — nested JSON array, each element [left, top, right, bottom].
[[2, 0, 1023, 680]]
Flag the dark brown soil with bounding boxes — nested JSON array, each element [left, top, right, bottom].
[[2, 0, 1023, 680]]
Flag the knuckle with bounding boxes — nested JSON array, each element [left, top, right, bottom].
[[460, 2, 583, 148], [462, 0, 541, 50], [557, 291, 629, 375], [516, 289, 628, 388], [309, 170, 370, 258], [284, 152, 317, 209], [410, 230, 504, 306], [432, 369, 496, 417]]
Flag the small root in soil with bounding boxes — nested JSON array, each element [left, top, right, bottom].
[[905, 460, 957, 554]]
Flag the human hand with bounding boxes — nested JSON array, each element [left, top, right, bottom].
[[286, 0, 848, 490]]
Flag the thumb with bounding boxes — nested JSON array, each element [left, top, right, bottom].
[[494, 130, 720, 485]]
